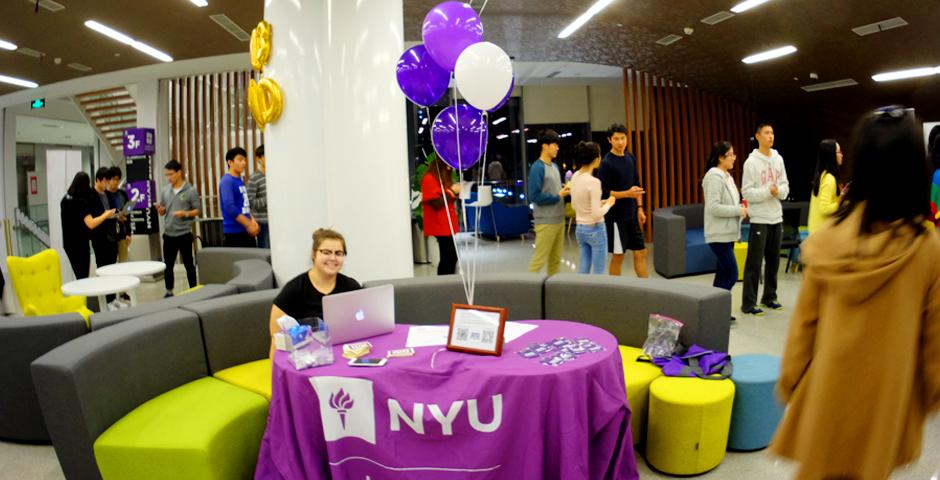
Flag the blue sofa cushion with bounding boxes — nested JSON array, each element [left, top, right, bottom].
[[685, 228, 717, 274]]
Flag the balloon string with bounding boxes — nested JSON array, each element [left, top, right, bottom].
[[478, 0, 490, 15], [429, 106, 471, 304], [452, 79, 474, 305], [435, 161, 472, 305], [470, 111, 489, 305]]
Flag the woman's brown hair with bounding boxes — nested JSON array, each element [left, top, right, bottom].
[[312, 228, 347, 254]]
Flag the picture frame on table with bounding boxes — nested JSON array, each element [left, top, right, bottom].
[[446, 304, 508, 356]]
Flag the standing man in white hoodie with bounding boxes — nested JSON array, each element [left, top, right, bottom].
[[741, 122, 789, 316]]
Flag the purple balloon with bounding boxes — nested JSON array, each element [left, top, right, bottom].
[[396, 45, 450, 107], [431, 105, 488, 171], [422, 1, 484, 71], [489, 76, 515, 112]]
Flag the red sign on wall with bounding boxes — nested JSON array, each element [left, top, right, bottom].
[[29, 176, 37, 195]]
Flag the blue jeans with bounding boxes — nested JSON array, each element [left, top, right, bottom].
[[256, 222, 270, 249], [708, 242, 738, 291], [576, 223, 608, 274]]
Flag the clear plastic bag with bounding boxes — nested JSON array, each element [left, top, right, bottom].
[[641, 314, 684, 359], [288, 317, 335, 370]]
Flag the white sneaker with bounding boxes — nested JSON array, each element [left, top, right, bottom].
[[107, 300, 120, 311], [117, 299, 130, 309]]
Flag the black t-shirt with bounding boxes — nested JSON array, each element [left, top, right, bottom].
[[60, 194, 91, 245], [273, 271, 362, 325], [108, 189, 130, 238], [597, 151, 641, 220], [87, 190, 118, 243]]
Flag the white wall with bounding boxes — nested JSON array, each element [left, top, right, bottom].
[[265, 0, 412, 285], [588, 84, 627, 132], [522, 85, 590, 125]]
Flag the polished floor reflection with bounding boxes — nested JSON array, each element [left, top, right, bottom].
[[1, 232, 938, 479]]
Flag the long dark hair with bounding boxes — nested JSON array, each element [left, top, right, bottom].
[[929, 125, 940, 170], [426, 155, 453, 189], [67, 171, 92, 198], [833, 106, 930, 234], [574, 141, 601, 169], [811, 139, 840, 197], [705, 141, 733, 170]]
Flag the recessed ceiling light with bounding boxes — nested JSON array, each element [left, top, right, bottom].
[[558, 0, 616, 39], [0, 39, 17, 51], [801, 78, 858, 92], [189, 0, 208, 6], [492, 117, 507, 125], [731, 0, 771, 13], [0, 74, 38, 88], [871, 66, 940, 82], [84, 20, 173, 62], [742, 45, 797, 64]]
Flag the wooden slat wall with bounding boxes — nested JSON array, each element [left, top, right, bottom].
[[622, 68, 756, 240], [166, 71, 264, 218]]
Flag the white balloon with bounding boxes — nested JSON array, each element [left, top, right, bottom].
[[454, 42, 514, 112]]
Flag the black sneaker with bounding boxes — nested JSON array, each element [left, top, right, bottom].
[[730, 316, 737, 323], [761, 301, 783, 311], [163, 291, 174, 299], [742, 306, 765, 316]]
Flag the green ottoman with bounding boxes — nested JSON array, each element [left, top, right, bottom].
[[94, 376, 268, 480]]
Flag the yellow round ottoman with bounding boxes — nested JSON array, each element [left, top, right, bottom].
[[618, 346, 663, 445], [646, 376, 735, 475]]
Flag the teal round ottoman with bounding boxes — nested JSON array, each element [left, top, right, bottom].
[[728, 354, 783, 451]]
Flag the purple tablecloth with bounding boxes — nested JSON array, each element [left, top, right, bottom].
[[255, 320, 637, 479]]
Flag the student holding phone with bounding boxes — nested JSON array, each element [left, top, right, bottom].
[[155, 160, 200, 297], [597, 123, 648, 277]]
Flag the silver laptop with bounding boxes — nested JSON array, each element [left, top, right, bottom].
[[322, 284, 395, 344]]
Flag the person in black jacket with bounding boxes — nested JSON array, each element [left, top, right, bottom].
[[107, 167, 132, 262], [60, 171, 115, 279]]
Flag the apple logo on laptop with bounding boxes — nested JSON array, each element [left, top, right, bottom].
[[355, 309, 365, 321]]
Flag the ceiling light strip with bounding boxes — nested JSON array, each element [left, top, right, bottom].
[[557, 0, 616, 39], [84, 20, 173, 62], [189, 0, 209, 6], [0, 39, 17, 51], [0, 74, 38, 88], [871, 66, 940, 82], [741, 45, 796, 64], [731, 0, 770, 13]]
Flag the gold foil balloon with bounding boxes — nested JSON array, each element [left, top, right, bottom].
[[250, 21, 272, 72], [248, 77, 283, 129]]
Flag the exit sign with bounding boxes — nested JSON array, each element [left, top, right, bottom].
[[30, 98, 45, 109]]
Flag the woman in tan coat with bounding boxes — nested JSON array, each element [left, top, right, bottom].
[[771, 106, 940, 480]]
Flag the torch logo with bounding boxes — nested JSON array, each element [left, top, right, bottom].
[[329, 389, 355, 429], [310, 377, 376, 444]]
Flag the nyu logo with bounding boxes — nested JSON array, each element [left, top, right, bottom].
[[311, 377, 376, 444], [389, 394, 503, 436], [311, 377, 504, 444]]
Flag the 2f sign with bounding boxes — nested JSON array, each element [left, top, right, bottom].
[[126, 134, 140, 151]]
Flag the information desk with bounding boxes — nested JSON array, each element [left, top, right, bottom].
[[255, 320, 638, 479]]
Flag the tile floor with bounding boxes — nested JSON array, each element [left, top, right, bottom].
[[2, 232, 938, 479]]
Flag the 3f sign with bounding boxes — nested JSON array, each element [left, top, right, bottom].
[[126, 134, 140, 150]]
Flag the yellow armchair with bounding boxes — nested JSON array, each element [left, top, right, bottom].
[[7, 249, 93, 325]]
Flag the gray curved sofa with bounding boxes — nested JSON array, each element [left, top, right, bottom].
[[197, 247, 271, 285], [32, 273, 729, 477], [0, 313, 87, 442], [365, 272, 731, 351]]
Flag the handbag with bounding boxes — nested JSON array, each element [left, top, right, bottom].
[[641, 344, 733, 380]]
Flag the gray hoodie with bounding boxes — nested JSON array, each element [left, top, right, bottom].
[[160, 182, 200, 237], [741, 148, 789, 224], [702, 167, 742, 243]]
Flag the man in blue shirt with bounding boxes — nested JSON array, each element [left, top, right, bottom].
[[219, 147, 259, 247], [527, 129, 570, 275], [597, 124, 648, 277]]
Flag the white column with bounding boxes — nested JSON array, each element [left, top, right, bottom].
[[264, 0, 412, 285]]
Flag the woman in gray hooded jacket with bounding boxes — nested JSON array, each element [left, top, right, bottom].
[[703, 141, 748, 293]]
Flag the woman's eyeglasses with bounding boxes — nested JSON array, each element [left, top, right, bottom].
[[317, 249, 346, 258]]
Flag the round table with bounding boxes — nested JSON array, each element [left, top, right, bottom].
[[96, 261, 166, 277], [61, 276, 140, 312], [254, 320, 639, 480]]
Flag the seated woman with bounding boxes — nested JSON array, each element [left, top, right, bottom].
[[269, 228, 361, 355]]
